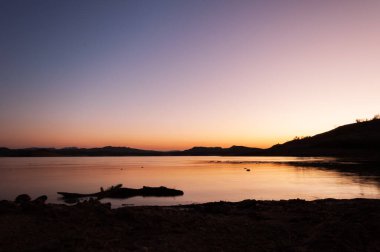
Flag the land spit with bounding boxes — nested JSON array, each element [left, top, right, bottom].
[[0, 198, 379, 251]]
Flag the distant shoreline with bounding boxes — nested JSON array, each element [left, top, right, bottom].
[[0, 146, 379, 158], [2, 119, 380, 157]]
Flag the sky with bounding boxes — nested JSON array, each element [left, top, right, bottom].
[[0, 0, 380, 150]]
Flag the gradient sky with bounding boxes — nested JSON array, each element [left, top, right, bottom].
[[1, 0, 380, 150]]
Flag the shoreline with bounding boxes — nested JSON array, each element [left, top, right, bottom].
[[1, 198, 379, 251]]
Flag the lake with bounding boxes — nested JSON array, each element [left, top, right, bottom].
[[0, 156, 379, 207]]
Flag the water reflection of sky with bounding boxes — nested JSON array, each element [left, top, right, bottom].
[[0, 157, 378, 207]]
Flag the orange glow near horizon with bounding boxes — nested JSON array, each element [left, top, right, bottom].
[[0, 127, 289, 150], [0, 116, 359, 150]]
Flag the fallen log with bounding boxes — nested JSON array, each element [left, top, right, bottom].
[[58, 185, 184, 200]]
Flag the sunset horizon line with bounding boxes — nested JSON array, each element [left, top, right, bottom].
[[2, 116, 379, 151], [1, 144, 264, 152]]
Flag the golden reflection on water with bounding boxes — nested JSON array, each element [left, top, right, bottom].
[[0, 157, 379, 207]]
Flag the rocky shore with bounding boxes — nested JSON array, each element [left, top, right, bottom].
[[0, 198, 379, 251]]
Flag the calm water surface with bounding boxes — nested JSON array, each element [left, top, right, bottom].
[[0, 156, 379, 207]]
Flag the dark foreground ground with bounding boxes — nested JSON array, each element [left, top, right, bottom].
[[0, 199, 379, 252]]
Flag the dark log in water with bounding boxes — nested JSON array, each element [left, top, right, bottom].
[[57, 184, 184, 200]]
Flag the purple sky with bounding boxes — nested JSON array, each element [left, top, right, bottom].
[[1, 1, 379, 150]]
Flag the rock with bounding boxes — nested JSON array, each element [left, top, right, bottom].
[[15, 194, 31, 204], [33, 195, 48, 204]]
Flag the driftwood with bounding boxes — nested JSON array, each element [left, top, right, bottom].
[[57, 184, 184, 200]]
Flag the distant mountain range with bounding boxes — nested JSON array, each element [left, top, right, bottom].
[[1, 119, 380, 157]]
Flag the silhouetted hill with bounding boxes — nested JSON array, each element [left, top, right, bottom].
[[0, 145, 263, 157], [0, 146, 162, 157], [0, 148, 12, 156], [177, 146, 263, 156], [1, 119, 379, 157], [268, 119, 380, 157]]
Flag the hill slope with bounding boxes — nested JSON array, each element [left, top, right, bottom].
[[268, 119, 380, 156]]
